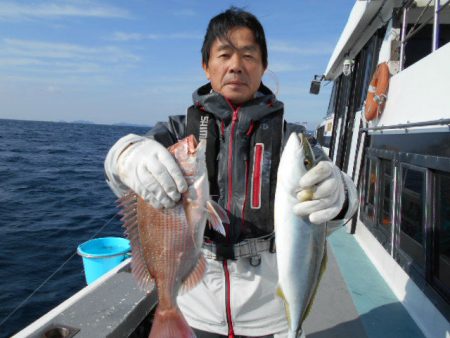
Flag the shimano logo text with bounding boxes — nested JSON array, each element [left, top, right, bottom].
[[199, 115, 209, 140]]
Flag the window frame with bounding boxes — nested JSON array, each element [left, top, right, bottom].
[[361, 148, 396, 253], [431, 170, 450, 302], [395, 162, 428, 276], [360, 146, 450, 312]]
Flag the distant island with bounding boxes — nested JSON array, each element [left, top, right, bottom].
[[0, 118, 151, 128], [71, 120, 95, 124], [112, 122, 152, 128], [59, 120, 151, 128]]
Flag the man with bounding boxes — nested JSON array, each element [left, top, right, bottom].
[[105, 7, 358, 338]]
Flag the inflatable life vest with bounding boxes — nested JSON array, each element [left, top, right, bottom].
[[364, 62, 390, 121]]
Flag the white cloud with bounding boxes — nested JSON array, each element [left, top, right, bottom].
[[112, 32, 145, 41], [0, 57, 45, 66], [0, 38, 140, 86], [5, 61, 104, 74], [268, 62, 311, 73], [277, 84, 311, 97], [173, 9, 197, 17], [0, 1, 131, 21], [1, 38, 140, 63], [111, 31, 202, 42], [270, 40, 333, 56], [46, 85, 62, 93]]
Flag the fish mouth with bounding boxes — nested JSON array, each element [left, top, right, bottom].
[[298, 133, 315, 170], [186, 135, 198, 154], [298, 132, 307, 146], [185, 135, 206, 155]]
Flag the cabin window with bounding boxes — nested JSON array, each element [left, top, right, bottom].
[[378, 159, 393, 250], [338, 27, 385, 171], [361, 154, 393, 250], [398, 165, 426, 271], [326, 81, 338, 117], [335, 75, 352, 120], [363, 143, 450, 309], [316, 124, 331, 149], [355, 27, 385, 111], [316, 125, 325, 147], [359, 44, 374, 106], [404, 24, 450, 68], [379, 159, 392, 230], [433, 171, 450, 300], [362, 157, 377, 223], [399, 0, 450, 69]]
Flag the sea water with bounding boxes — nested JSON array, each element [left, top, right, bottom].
[[0, 119, 150, 337]]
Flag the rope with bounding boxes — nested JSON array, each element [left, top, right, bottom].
[[0, 212, 119, 329]]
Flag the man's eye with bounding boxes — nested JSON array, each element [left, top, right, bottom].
[[219, 54, 229, 58], [244, 54, 253, 58]]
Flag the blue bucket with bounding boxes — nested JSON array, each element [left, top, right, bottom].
[[77, 237, 131, 285]]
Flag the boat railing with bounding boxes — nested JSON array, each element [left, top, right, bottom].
[[359, 117, 450, 133], [400, 0, 450, 70]]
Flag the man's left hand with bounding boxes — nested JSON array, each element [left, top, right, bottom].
[[293, 161, 345, 224]]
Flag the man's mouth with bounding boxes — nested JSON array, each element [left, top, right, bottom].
[[225, 80, 246, 86]]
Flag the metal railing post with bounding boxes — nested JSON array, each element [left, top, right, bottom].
[[400, 7, 408, 71], [433, 0, 441, 51]]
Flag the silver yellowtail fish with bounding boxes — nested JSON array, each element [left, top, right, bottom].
[[119, 135, 228, 338], [274, 132, 327, 338]]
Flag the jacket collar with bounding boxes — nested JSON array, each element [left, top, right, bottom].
[[192, 82, 283, 124]]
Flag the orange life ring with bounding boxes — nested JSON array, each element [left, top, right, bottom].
[[364, 62, 390, 121]]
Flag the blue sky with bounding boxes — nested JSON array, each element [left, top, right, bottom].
[[0, 0, 355, 128]]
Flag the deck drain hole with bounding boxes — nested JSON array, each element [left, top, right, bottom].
[[42, 325, 79, 338]]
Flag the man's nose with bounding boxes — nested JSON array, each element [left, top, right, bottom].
[[229, 54, 243, 73]]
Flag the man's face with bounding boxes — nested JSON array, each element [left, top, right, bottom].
[[203, 27, 266, 106]]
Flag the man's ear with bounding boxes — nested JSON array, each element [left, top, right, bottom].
[[202, 62, 210, 80]]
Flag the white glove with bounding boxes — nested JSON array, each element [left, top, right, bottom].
[[105, 134, 187, 209], [292, 161, 345, 224]]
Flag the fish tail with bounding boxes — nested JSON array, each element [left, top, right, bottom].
[[288, 328, 303, 338], [149, 306, 196, 338]]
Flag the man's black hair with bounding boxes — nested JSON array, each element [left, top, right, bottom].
[[201, 7, 268, 69]]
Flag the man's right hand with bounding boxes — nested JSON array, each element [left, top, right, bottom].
[[105, 134, 187, 209]]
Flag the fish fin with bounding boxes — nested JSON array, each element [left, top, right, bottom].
[[179, 253, 207, 295], [276, 286, 291, 328], [118, 192, 154, 292], [206, 200, 229, 236], [150, 306, 195, 338]]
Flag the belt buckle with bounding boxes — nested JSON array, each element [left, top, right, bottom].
[[249, 254, 261, 266]]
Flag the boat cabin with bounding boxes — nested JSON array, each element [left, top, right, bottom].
[[314, 1, 450, 336]]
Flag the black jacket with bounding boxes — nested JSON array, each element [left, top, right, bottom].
[[145, 83, 327, 247]]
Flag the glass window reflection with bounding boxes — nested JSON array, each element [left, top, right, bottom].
[[435, 171, 450, 299], [363, 158, 377, 222], [400, 167, 425, 269]]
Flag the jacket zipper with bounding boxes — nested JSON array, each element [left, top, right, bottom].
[[226, 107, 240, 235], [224, 102, 239, 338], [223, 260, 235, 338]]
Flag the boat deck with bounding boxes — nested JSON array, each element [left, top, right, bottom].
[[15, 228, 429, 338], [304, 228, 426, 338]]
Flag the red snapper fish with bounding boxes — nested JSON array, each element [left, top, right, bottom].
[[119, 135, 228, 338]]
